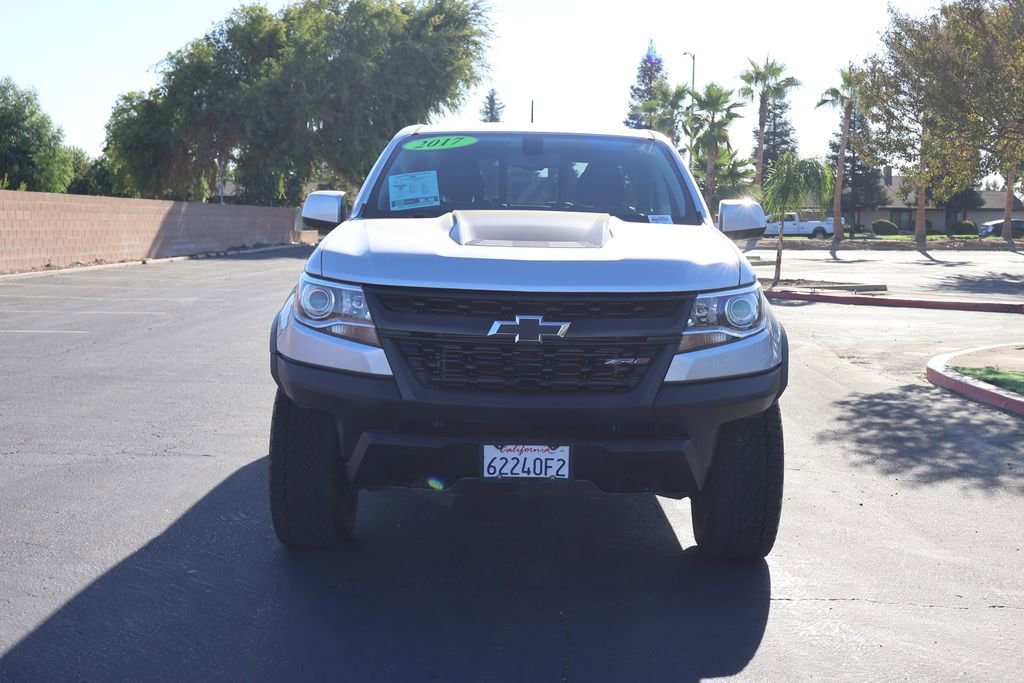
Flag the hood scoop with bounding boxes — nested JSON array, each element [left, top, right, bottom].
[[449, 210, 612, 248]]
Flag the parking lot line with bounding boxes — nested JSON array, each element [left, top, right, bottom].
[[0, 310, 168, 316], [0, 329, 90, 334], [0, 294, 224, 302]]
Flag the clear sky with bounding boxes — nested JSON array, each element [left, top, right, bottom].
[[3, 0, 941, 161]]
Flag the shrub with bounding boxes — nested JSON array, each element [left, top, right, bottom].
[[872, 219, 899, 235], [948, 219, 978, 236]]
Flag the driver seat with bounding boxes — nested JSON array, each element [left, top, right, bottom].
[[574, 162, 625, 207]]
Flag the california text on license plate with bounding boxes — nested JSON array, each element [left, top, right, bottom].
[[482, 445, 570, 479]]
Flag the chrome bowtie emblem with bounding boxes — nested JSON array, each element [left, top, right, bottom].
[[487, 315, 571, 343]]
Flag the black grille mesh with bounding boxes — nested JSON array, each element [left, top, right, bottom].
[[395, 337, 662, 393], [376, 292, 681, 320]]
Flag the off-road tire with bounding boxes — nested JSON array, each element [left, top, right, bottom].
[[269, 389, 358, 548], [691, 402, 784, 560]]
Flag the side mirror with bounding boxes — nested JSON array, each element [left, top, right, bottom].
[[302, 191, 347, 232], [717, 199, 767, 242]]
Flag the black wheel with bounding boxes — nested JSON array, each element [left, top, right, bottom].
[[811, 227, 827, 239], [691, 403, 784, 560], [269, 389, 358, 547]]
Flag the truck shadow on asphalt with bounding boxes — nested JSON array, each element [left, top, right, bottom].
[[0, 460, 770, 682], [819, 384, 1024, 493]]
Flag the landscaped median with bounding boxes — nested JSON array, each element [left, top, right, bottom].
[[926, 344, 1024, 418], [761, 279, 1024, 315], [755, 236, 1018, 251]]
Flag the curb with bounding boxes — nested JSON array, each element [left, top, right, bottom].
[[926, 344, 1024, 418], [754, 239, 1018, 252], [766, 289, 1024, 314], [0, 243, 309, 281]]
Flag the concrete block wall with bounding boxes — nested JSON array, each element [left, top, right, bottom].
[[0, 190, 298, 274]]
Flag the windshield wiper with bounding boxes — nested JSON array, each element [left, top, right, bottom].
[[607, 207, 649, 222]]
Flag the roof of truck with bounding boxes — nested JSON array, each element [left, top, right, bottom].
[[395, 122, 663, 141]]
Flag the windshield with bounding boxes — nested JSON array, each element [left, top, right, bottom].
[[363, 132, 702, 224]]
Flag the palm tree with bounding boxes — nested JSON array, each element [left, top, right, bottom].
[[762, 152, 834, 286], [691, 146, 755, 207], [816, 66, 861, 255], [687, 83, 743, 208], [740, 57, 801, 186], [637, 80, 689, 147]]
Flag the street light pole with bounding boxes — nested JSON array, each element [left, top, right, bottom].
[[683, 51, 695, 93], [682, 51, 696, 171]]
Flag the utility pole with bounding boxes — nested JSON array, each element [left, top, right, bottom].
[[682, 51, 696, 172]]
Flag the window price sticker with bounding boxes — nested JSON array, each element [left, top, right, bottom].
[[389, 171, 440, 211]]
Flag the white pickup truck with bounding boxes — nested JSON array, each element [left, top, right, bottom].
[[764, 212, 837, 239], [269, 125, 789, 561]]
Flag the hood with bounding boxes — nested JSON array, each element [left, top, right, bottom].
[[313, 210, 752, 293]]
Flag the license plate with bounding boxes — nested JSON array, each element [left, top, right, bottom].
[[483, 445, 570, 479]]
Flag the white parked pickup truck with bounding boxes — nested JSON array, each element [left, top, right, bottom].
[[764, 212, 837, 239], [269, 125, 789, 561]]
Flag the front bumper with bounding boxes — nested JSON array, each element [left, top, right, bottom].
[[270, 343, 787, 497]]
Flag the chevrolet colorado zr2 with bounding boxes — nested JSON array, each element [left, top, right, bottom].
[[269, 125, 787, 560]]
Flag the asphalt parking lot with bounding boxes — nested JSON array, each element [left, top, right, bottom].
[[1, 247, 1022, 680]]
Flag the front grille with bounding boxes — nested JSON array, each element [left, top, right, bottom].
[[375, 291, 682, 320], [395, 337, 663, 393], [396, 417, 660, 439]]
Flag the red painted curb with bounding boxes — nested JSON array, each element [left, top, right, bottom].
[[766, 290, 1024, 314], [926, 365, 1024, 418]]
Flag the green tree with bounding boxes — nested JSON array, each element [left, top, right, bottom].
[[861, 6, 982, 250], [65, 151, 134, 197], [0, 77, 74, 192], [817, 66, 863, 252], [623, 41, 667, 129], [921, 0, 1024, 242], [751, 96, 797, 173], [480, 88, 504, 122], [638, 80, 689, 146], [691, 146, 754, 207], [827, 111, 888, 229], [739, 57, 801, 186], [298, 0, 490, 184], [105, 89, 195, 199], [104, 0, 491, 205], [65, 146, 92, 194], [762, 152, 833, 285], [687, 83, 743, 208]]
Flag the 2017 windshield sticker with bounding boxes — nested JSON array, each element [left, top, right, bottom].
[[648, 214, 673, 224], [403, 136, 478, 151], [388, 171, 440, 211]]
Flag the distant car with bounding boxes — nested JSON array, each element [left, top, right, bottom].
[[979, 218, 1024, 238]]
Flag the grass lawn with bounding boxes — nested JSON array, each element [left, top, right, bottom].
[[868, 234, 979, 241], [951, 366, 1024, 395]]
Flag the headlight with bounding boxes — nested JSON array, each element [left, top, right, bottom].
[[293, 273, 380, 346], [678, 284, 766, 352]]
